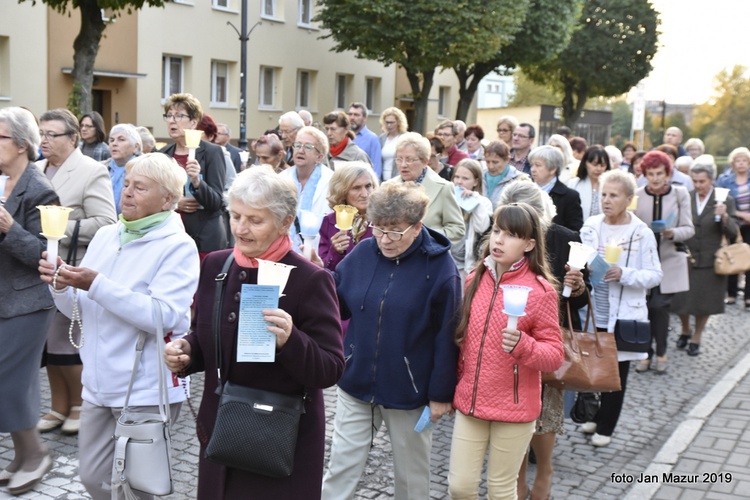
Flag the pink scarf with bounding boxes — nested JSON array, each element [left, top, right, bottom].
[[233, 234, 293, 268]]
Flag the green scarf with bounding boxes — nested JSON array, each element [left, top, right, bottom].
[[119, 211, 171, 246]]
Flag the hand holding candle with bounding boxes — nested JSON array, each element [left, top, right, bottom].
[[184, 129, 202, 161], [37, 205, 73, 268], [239, 151, 250, 169], [714, 187, 730, 222], [563, 242, 594, 297], [500, 285, 531, 336], [333, 204, 357, 230], [298, 210, 323, 260]]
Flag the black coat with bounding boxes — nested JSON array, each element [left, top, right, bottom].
[[550, 179, 584, 232]]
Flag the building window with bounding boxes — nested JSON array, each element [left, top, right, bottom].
[[297, 70, 310, 109], [335, 74, 351, 110], [259, 66, 277, 108], [262, 0, 276, 17], [298, 0, 312, 26], [211, 61, 229, 105], [162, 56, 183, 99], [213, 0, 229, 7], [0, 37, 9, 97], [438, 86, 450, 117], [365, 77, 380, 113]]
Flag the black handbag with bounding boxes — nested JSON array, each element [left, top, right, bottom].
[[204, 253, 306, 478], [613, 230, 652, 353], [570, 392, 600, 424]]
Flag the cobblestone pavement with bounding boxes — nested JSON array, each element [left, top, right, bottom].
[[2, 304, 750, 499]]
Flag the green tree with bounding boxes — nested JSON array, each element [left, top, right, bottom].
[[314, 0, 528, 134], [21, 0, 167, 116], [691, 65, 750, 156], [453, 0, 581, 121], [609, 99, 632, 148], [524, 0, 659, 127], [664, 111, 691, 141], [507, 70, 562, 107]]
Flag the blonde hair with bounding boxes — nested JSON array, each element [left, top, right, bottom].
[[327, 162, 379, 208], [395, 132, 431, 163], [380, 107, 408, 134], [125, 153, 186, 211]]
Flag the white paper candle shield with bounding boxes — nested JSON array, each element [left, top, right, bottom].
[[256, 259, 296, 297], [184, 129, 202, 161], [239, 151, 250, 165], [0, 175, 9, 201], [714, 187, 730, 222], [563, 242, 595, 297], [500, 285, 532, 330], [37, 205, 73, 267]]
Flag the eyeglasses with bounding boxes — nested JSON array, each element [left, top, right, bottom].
[[384, 121, 397, 126], [435, 133, 454, 139], [163, 113, 190, 122], [80, 124, 95, 129], [512, 133, 530, 139], [369, 223, 414, 241], [293, 142, 319, 152], [279, 127, 300, 136], [395, 156, 421, 166], [39, 131, 72, 141]]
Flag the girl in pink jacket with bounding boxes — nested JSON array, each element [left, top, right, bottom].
[[448, 202, 564, 499]]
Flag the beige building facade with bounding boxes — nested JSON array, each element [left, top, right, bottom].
[[1, 0, 473, 142]]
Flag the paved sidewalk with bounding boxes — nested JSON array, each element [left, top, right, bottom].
[[2, 304, 750, 499]]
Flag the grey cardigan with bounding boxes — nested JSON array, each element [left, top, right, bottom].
[[0, 163, 60, 318]]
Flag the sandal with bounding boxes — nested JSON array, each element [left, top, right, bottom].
[[61, 405, 82, 435], [37, 410, 66, 432]]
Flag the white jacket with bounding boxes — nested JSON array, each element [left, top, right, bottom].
[[580, 213, 663, 333], [280, 164, 334, 253], [567, 176, 601, 220], [53, 213, 200, 407], [462, 192, 493, 272]]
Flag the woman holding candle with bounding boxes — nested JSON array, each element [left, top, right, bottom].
[[320, 181, 460, 499], [318, 161, 378, 271], [164, 166, 344, 499], [104, 123, 142, 216], [0, 107, 60, 495], [672, 156, 739, 356], [159, 93, 227, 259], [448, 202, 564, 500], [451, 158, 493, 277], [579, 169, 662, 447], [36, 108, 117, 437], [633, 150, 694, 374], [716, 147, 750, 307]]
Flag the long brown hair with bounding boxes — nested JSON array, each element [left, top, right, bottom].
[[455, 203, 557, 345]]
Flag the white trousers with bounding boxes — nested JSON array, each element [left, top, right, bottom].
[[321, 388, 433, 500]]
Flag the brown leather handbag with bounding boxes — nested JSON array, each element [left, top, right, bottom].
[[714, 235, 750, 275], [542, 297, 621, 393]]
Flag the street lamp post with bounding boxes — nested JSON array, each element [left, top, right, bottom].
[[227, 1, 261, 150]]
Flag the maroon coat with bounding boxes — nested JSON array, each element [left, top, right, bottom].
[[185, 249, 345, 499]]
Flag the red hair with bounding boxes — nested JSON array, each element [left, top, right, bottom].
[[640, 150, 673, 176], [197, 113, 218, 142]]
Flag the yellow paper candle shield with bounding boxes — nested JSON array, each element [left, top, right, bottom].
[[627, 195, 639, 211], [334, 204, 357, 230], [604, 244, 622, 264], [184, 129, 202, 149], [37, 205, 73, 238]]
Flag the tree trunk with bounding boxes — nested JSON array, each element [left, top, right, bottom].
[[71, 0, 106, 115], [406, 68, 435, 135], [561, 77, 588, 128], [454, 61, 493, 122]]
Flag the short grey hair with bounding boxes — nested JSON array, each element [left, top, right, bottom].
[[498, 180, 556, 224], [296, 126, 329, 157], [600, 168, 636, 197], [349, 102, 368, 118], [605, 145, 623, 167], [125, 153, 186, 211], [136, 126, 155, 153], [217, 123, 231, 135], [395, 132, 431, 162], [547, 134, 574, 166], [367, 181, 429, 226], [110, 124, 143, 153], [690, 154, 716, 180], [228, 165, 298, 227], [279, 111, 304, 129], [0, 107, 41, 161], [529, 145, 564, 176]]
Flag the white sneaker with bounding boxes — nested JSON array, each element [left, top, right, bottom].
[[580, 422, 597, 434], [591, 433, 612, 447]]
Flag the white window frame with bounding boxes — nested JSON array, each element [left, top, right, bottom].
[[297, 70, 311, 109], [211, 61, 230, 106], [162, 56, 184, 100], [298, 0, 313, 26], [259, 66, 277, 109], [438, 86, 450, 117], [365, 77, 380, 114], [262, 0, 277, 18], [335, 74, 350, 110], [213, 0, 230, 8]]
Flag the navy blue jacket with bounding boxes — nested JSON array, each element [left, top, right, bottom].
[[334, 226, 461, 409]]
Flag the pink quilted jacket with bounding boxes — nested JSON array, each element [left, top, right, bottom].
[[453, 261, 564, 422]]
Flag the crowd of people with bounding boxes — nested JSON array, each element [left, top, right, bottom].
[[0, 99, 745, 500]]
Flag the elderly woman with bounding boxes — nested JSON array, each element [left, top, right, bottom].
[[496, 115, 518, 145], [78, 111, 110, 162], [379, 107, 408, 181], [621, 142, 637, 172], [160, 93, 227, 259], [464, 125, 485, 161], [279, 126, 334, 253], [320, 181, 460, 499], [530, 145, 583, 232], [318, 162, 378, 271], [254, 133, 288, 173], [685, 138, 705, 160], [386, 132, 464, 245], [548, 133, 577, 182], [39, 153, 200, 499], [482, 140, 527, 209], [165, 166, 344, 499], [672, 156, 739, 356], [36, 108, 117, 437], [323, 111, 372, 168], [634, 150, 695, 373], [105, 123, 142, 215], [0, 107, 60, 495], [580, 169, 663, 447], [717, 147, 750, 306], [567, 145, 612, 222], [136, 126, 156, 154], [451, 158, 493, 277]]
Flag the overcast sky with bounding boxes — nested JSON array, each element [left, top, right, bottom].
[[633, 0, 750, 104]]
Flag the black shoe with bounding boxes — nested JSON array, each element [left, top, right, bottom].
[[676, 335, 690, 349], [687, 343, 700, 356]]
